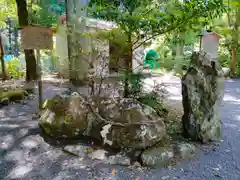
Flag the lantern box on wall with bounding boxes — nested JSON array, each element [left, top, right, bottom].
[[200, 30, 222, 59], [59, 15, 66, 25]]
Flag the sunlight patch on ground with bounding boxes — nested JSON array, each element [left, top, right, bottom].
[[0, 124, 20, 128], [8, 164, 33, 179], [223, 94, 240, 103], [236, 116, 240, 122], [224, 123, 238, 129], [0, 117, 12, 122], [21, 138, 39, 149], [165, 86, 181, 96], [143, 75, 181, 94], [5, 150, 26, 162], [60, 159, 90, 170], [0, 134, 14, 149], [167, 96, 182, 101]]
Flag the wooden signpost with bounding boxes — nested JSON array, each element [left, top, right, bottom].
[[20, 26, 53, 111]]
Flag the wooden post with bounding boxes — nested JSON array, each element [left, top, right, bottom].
[[0, 35, 8, 80], [20, 26, 53, 112], [36, 49, 43, 111], [64, 0, 73, 79], [199, 35, 202, 51]]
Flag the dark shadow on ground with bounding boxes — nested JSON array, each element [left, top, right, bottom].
[[1, 78, 240, 180]]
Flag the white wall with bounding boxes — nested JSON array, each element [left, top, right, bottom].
[[55, 25, 69, 78]]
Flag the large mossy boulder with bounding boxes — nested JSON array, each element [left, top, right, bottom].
[[90, 97, 167, 149], [39, 92, 167, 149], [39, 92, 96, 138], [181, 52, 224, 142]]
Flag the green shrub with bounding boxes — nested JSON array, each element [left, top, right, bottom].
[[236, 52, 240, 76], [138, 92, 168, 117], [218, 48, 230, 67], [7, 57, 25, 79], [159, 55, 175, 71], [158, 53, 190, 76]]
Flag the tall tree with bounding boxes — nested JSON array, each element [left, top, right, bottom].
[[228, 0, 240, 75], [0, 35, 8, 80], [213, 0, 240, 75], [15, 0, 37, 81], [89, 0, 226, 97]]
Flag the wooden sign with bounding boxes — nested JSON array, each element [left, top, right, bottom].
[[21, 26, 53, 50]]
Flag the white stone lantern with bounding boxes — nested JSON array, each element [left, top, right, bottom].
[[200, 30, 222, 60]]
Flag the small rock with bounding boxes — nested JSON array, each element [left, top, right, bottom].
[[141, 142, 196, 167], [132, 161, 142, 168], [225, 149, 230, 153], [88, 149, 107, 160], [161, 175, 170, 180], [173, 143, 195, 159], [107, 152, 131, 166], [222, 67, 230, 77], [63, 144, 89, 157], [141, 146, 174, 166]]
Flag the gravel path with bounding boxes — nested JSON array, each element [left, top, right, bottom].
[[0, 78, 240, 180]]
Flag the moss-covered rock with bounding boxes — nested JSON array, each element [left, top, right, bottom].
[[39, 92, 96, 138], [141, 142, 195, 167], [0, 89, 26, 106], [40, 92, 167, 149], [91, 97, 167, 149], [182, 52, 224, 142]]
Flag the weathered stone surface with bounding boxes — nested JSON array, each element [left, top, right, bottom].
[[172, 143, 195, 159], [63, 144, 131, 166], [141, 142, 195, 166], [107, 151, 131, 166], [40, 91, 166, 149], [63, 144, 89, 156], [141, 146, 174, 166], [91, 97, 166, 149], [88, 149, 131, 166], [222, 67, 230, 77], [39, 92, 95, 137], [182, 52, 224, 142]]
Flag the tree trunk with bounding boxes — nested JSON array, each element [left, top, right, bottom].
[[123, 33, 133, 98], [228, 3, 240, 76], [16, 0, 37, 81], [66, 0, 90, 86], [176, 31, 184, 57], [231, 44, 237, 75], [0, 36, 8, 80]]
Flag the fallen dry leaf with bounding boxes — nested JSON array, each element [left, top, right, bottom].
[[136, 176, 140, 180], [87, 147, 94, 153], [111, 169, 117, 175]]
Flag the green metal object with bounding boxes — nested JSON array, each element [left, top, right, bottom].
[[144, 49, 159, 70]]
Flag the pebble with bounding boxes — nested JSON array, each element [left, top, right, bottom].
[[161, 175, 170, 180]]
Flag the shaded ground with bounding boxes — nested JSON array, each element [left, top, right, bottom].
[[0, 76, 240, 180]]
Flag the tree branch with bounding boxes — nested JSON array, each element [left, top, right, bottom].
[[132, 21, 185, 51]]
